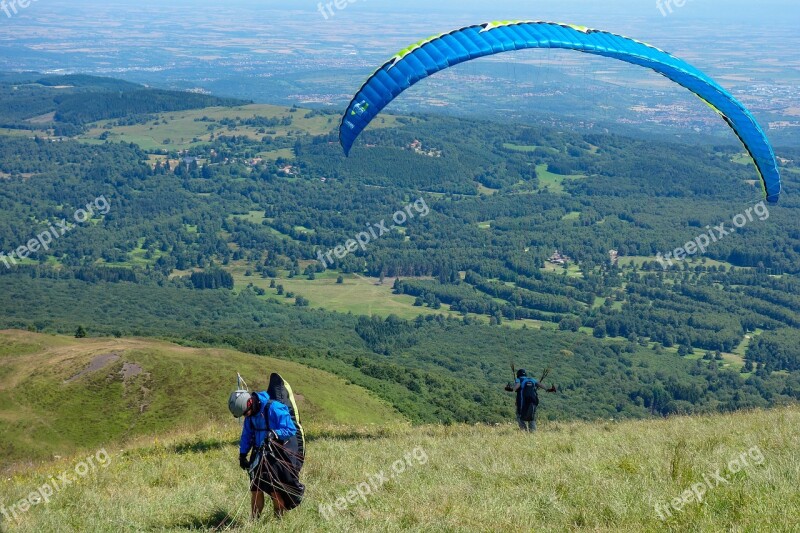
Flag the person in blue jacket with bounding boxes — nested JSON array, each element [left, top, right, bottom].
[[229, 390, 304, 518], [504, 369, 556, 432]]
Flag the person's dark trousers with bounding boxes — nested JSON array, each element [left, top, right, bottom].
[[516, 407, 537, 432]]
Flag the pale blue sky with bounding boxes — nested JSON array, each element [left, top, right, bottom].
[[48, 0, 800, 28]]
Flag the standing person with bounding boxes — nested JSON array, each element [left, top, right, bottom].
[[504, 369, 556, 432], [229, 389, 305, 518]]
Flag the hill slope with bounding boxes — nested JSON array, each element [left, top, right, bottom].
[[0, 331, 403, 466], [0, 406, 797, 531], [0, 73, 247, 135]]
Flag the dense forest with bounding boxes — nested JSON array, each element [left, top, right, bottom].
[[1, 84, 799, 424], [2, 275, 798, 423]]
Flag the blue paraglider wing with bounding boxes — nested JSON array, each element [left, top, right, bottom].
[[339, 21, 781, 203]]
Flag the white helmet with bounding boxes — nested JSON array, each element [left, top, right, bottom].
[[228, 389, 251, 418]]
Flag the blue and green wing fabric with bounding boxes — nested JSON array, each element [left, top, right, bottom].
[[340, 21, 781, 203]]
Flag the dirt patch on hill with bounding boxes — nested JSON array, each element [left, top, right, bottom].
[[120, 362, 144, 380], [118, 362, 152, 413], [65, 352, 120, 383], [25, 111, 56, 124]]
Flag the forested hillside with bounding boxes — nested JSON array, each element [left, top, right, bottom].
[[0, 74, 247, 136], [1, 93, 799, 426]]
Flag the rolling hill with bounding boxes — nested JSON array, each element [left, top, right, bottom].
[[0, 330, 403, 467]]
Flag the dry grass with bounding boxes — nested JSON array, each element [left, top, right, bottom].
[[1, 406, 798, 531]]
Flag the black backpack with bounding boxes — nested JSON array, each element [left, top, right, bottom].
[[519, 377, 539, 421]]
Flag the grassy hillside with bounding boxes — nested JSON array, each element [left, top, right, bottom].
[[0, 74, 246, 135], [0, 406, 797, 531], [0, 331, 403, 466], [77, 104, 403, 150]]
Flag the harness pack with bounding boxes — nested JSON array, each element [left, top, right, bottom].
[[518, 377, 538, 421], [267, 373, 305, 462]]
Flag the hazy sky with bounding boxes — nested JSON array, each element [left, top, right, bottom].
[[1, 0, 796, 144], [16, 1, 800, 35], [5, 0, 796, 88], [332, 0, 796, 19], [64, 0, 798, 23]]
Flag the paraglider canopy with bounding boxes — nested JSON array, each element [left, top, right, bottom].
[[340, 20, 781, 203]]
